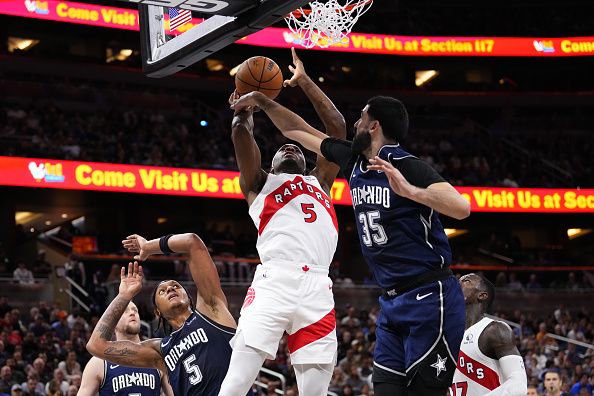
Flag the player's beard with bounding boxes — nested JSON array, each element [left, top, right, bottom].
[[351, 130, 372, 155], [124, 323, 140, 335]]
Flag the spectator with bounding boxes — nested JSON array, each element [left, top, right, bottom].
[[28, 359, 49, 386], [57, 352, 80, 382], [507, 272, 524, 291], [0, 366, 15, 394], [44, 369, 68, 395], [329, 367, 347, 395], [66, 385, 77, 396], [340, 306, 361, 327], [527, 274, 542, 290], [50, 312, 69, 341], [20, 374, 42, 396], [527, 385, 541, 395], [0, 298, 12, 318], [44, 380, 62, 396], [10, 384, 22, 396], [28, 317, 49, 338], [342, 384, 354, 396], [12, 263, 33, 285], [356, 383, 372, 396], [570, 374, 592, 395]]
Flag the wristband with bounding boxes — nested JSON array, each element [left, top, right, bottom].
[[159, 234, 174, 255]]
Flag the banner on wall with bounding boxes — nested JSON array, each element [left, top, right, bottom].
[[1, 156, 593, 213], [2, 0, 594, 56]]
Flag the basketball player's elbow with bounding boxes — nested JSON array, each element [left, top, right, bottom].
[[86, 338, 101, 357], [451, 199, 471, 220], [327, 115, 346, 138], [186, 233, 208, 252]]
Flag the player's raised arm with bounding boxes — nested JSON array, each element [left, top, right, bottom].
[[367, 156, 471, 220], [284, 48, 346, 140], [122, 233, 236, 329], [229, 91, 268, 205], [284, 47, 346, 192], [86, 262, 164, 371], [231, 91, 330, 157]]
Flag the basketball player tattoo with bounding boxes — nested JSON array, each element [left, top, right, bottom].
[[103, 346, 138, 365], [95, 295, 132, 341]]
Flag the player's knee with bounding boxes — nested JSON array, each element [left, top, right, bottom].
[[219, 333, 267, 395], [293, 363, 334, 396], [219, 374, 253, 396]]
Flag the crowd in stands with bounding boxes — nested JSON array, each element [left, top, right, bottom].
[[0, 290, 590, 396], [1, 97, 593, 188]]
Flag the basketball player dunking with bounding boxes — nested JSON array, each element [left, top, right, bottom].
[[79, 301, 173, 396], [451, 274, 527, 396], [87, 233, 239, 396], [231, 84, 471, 395], [218, 49, 346, 396]]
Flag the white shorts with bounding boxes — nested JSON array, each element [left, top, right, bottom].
[[231, 262, 337, 365]]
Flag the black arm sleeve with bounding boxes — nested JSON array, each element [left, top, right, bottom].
[[395, 157, 446, 188], [320, 137, 356, 177]]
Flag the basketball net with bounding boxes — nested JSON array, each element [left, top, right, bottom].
[[285, 0, 373, 49]]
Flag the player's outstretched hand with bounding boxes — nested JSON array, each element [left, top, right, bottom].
[[118, 261, 144, 300], [368, 156, 417, 199], [230, 91, 267, 112], [283, 47, 307, 88], [122, 234, 149, 261]]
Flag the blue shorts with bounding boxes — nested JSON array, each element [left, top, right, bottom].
[[373, 275, 465, 387]]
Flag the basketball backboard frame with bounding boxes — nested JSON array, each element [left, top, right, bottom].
[[138, 0, 311, 78]]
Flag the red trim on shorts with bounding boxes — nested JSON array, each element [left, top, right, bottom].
[[258, 176, 338, 235], [287, 310, 336, 353], [456, 350, 501, 390]]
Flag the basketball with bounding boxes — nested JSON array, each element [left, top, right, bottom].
[[235, 56, 283, 99]]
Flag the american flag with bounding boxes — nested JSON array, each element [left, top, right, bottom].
[[169, 7, 192, 32]]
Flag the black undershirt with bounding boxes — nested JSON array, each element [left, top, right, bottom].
[[320, 137, 445, 187]]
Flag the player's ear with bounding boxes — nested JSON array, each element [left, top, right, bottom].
[[370, 120, 381, 134], [477, 290, 488, 303]]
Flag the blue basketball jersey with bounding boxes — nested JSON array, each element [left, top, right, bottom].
[[348, 144, 452, 289], [160, 310, 235, 396], [100, 361, 161, 396]]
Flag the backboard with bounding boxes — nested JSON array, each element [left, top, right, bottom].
[[116, 0, 311, 78]]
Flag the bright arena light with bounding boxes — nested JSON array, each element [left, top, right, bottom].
[[415, 70, 439, 87]]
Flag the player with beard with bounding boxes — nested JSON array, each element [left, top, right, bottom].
[[218, 49, 346, 396], [231, 90, 470, 396], [87, 233, 238, 396], [79, 301, 173, 396]]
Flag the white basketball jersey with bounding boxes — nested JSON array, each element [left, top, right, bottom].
[[451, 317, 504, 396], [248, 173, 338, 268]]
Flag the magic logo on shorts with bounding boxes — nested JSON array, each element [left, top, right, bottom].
[[28, 161, 65, 182]]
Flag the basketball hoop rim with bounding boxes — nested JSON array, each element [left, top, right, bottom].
[[288, 0, 372, 19]]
